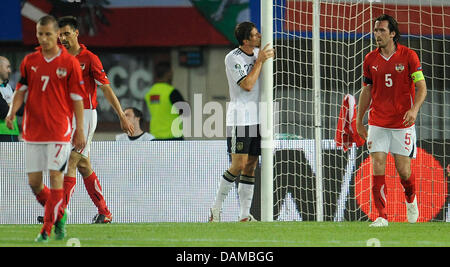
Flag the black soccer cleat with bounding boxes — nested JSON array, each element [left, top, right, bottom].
[[92, 213, 112, 224]]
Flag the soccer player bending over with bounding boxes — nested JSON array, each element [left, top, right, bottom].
[[57, 16, 134, 224], [6, 15, 86, 242], [356, 14, 427, 227], [209, 21, 274, 222]]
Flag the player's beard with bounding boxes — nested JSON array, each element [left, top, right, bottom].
[[61, 42, 70, 49]]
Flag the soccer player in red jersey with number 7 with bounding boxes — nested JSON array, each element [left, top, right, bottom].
[[5, 15, 86, 242], [356, 14, 428, 227]]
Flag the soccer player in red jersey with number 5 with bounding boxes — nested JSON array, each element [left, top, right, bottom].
[[5, 15, 86, 242], [356, 14, 428, 227]]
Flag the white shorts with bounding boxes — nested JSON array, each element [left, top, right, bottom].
[[72, 109, 97, 157], [367, 125, 417, 158], [25, 143, 72, 173]]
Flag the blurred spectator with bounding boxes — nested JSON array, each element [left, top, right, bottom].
[[145, 62, 185, 140], [116, 107, 154, 141], [0, 56, 23, 142]]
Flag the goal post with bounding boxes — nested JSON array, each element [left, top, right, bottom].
[[261, 0, 450, 222], [260, 0, 274, 222]]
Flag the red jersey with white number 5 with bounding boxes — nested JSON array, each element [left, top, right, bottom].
[[76, 44, 110, 110], [363, 44, 422, 129], [16, 46, 86, 143]]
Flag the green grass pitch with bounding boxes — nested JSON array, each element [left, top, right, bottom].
[[0, 222, 449, 247]]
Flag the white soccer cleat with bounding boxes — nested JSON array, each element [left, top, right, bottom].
[[369, 217, 388, 227], [239, 214, 257, 222], [406, 195, 419, 223], [209, 208, 221, 222]]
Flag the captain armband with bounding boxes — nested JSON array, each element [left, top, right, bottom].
[[411, 71, 425, 83]]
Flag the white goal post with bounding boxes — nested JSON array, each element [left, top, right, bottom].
[[261, 0, 450, 222]]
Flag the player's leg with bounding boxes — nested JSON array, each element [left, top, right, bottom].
[[210, 153, 247, 222], [210, 126, 248, 222], [392, 126, 418, 223], [64, 108, 95, 209], [36, 143, 71, 241], [238, 154, 258, 221], [62, 150, 82, 209], [370, 151, 388, 220], [25, 144, 50, 207], [238, 124, 260, 222], [77, 156, 112, 223], [367, 126, 390, 226]]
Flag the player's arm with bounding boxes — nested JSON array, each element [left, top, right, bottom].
[[403, 77, 427, 127], [356, 84, 372, 140], [72, 98, 86, 151], [5, 89, 25, 130], [239, 43, 274, 91], [99, 84, 134, 135]]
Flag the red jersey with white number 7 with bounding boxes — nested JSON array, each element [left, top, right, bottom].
[[16, 45, 87, 143], [363, 44, 423, 129]]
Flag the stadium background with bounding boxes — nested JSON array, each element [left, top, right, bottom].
[[0, 0, 449, 224]]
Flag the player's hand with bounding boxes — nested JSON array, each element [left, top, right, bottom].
[[403, 109, 418, 127], [72, 129, 86, 151], [5, 114, 15, 130], [356, 120, 368, 141], [120, 117, 134, 136], [257, 43, 275, 64]]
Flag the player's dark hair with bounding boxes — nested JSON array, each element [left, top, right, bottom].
[[57, 16, 79, 30], [125, 107, 144, 128], [375, 14, 401, 44], [37, 15, 58, 31], [234, 21, 256, 46], [154, 62, 171, 80]]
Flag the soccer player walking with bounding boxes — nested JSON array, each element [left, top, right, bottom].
[[356, 14, 427, 227], [57, 16, 134, 223], [209, 22, 274, 222], [5, 15, 86, 242]]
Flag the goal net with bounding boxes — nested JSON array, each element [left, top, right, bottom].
[[271, 0, 450, 222]]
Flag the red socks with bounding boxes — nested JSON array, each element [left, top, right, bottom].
[[372, 175, 387, 219], [41, 189, 64, 236], [401, 172, 416, 203], [83, 172, 111, 216], [63, 176, 77, 209], [372, 172, 416, 220], [36, 185, 50, 207]]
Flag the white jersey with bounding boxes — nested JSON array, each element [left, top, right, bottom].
[[225, 47, 260, 126], [115, 132, 155, 141], [0, 84, 14, 104]]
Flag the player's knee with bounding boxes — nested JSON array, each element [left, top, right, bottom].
[[372, 161, 386, 174], [77, 159, 92, 177], [28, 181, 42, 195], [397, 167, 411, 181], [242, 166, 256, 176], [230, 161, 246, 173]]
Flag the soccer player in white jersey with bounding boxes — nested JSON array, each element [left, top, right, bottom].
[[209, 21, 274, 222], [116, 107, 155, 141]]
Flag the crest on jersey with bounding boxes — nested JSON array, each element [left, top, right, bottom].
[[236, 142, 244, 152], [80, 63, 86, 70], [56, 67, 67, 78], [395, 64, 405, 73]]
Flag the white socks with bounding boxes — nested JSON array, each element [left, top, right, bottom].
[[212, 171, 256, 220]]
